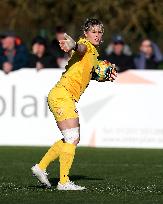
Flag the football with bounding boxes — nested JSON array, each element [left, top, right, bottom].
[[93, 60, 116, 82]]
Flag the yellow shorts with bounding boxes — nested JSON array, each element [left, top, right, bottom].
[[48, 84, 79, 122]]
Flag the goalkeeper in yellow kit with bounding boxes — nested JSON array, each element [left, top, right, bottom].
[[31, 18, 117, 190]]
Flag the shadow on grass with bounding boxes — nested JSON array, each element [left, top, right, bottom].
[[27, 184, 50, 189], [49, 175, 103, 186], [28, 175, 103, 188]]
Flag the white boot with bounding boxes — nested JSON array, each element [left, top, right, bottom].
[[31, 164, 51, 188], [57, 181, 86, 190]]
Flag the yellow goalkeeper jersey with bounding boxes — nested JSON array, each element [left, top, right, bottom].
[[56, 38, 99, 102]]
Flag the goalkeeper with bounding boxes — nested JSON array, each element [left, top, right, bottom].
[[31, 18, 117, 190]]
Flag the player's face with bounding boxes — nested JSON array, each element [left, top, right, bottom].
[[84, 25, 103, 46]]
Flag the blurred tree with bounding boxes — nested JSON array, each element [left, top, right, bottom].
[[0, 0, 163, 50]]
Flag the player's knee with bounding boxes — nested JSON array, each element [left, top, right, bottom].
[[61, 127, 80, 145], [73, 137, 80, 145]]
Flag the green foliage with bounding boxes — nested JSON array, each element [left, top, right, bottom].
[[0, 0, 163, 48]]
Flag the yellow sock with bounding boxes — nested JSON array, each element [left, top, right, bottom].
[[59, 143, 76, 184], [38, 140, 64, 170]]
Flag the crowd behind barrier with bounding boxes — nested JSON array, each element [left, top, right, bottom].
[[0, 26, 163, 74]]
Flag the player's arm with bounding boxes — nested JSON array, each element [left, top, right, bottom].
[[75, 44, 87, 56], [59, 33, 87, 56]]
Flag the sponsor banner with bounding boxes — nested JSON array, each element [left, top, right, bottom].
[[0, 69, 163, 148]]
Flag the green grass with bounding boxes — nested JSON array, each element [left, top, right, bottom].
[[0, 147, 163, 204]]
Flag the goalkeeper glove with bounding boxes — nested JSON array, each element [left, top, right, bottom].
[[63, 33, 76, 51]]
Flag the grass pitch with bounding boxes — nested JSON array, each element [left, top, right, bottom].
[[0, 146, 163, 204]]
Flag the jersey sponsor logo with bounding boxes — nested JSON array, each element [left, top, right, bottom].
[[56, 107, 64, 116], [74, 108, 78, 113]]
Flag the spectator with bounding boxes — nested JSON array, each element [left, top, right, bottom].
[[134, 39, 163, 69], [103, 35, 135, 72], [28, 36, 57, 70], [50, 26, 68, 68], [0, 31, 28, 74], [0, 36, 3, 56]]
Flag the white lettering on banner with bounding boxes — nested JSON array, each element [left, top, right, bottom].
[[0, 69, 163, 148]]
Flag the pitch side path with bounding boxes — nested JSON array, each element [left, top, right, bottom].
[[0, 146, 163, 204]]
